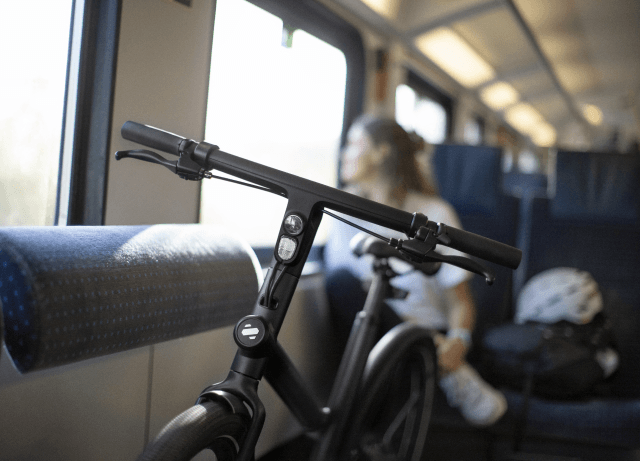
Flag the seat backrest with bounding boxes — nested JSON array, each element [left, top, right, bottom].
[[515, 150, 640, 299], [552, 150, 639, 225], [517, 197, 640, 397], [523, 197, 640, 306], [503, 151, 640, 397], [432, 144, 519, 356], [433, 144, 503, 216], [503, 171, 548, 199]]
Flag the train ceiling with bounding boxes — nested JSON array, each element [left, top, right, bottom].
[[332, 0, 640, 150]]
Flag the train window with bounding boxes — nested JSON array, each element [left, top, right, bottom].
[[396, 84, 448, 144], [395, 70, 453, 145], [0, 2, 73, 226], [463, 116, 484, 146], [517, 149, 542, 174], [200, 0, 349, 252]]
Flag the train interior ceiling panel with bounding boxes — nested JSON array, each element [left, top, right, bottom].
[[0, 0, 639, 460]]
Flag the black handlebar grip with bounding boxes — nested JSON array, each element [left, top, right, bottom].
[[121, 121, 185, 156], [442, 225, 522, 269]]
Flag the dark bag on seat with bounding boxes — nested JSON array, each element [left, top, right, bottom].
[[482, 313, 615, 399]]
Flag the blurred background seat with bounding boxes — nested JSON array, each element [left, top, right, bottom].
[[432, 144, 520, 357]]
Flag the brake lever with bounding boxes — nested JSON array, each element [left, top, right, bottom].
[[115, 149, 207, 180], [424, 252, 495, 285], [116, 149, 177, 172], [394, 238, 495, 285], [350, 233, 442, 276]]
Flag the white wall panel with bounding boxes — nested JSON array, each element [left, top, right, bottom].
[[147, 273, 336, 458], [105, 0, 216, 225], [0, 346, 150, 461]]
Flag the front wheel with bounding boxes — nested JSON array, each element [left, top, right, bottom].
[[137, 398, 250, 461], [339, 323, 437, 461]]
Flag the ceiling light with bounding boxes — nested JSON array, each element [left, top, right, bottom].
[[504, 102, 543, 134], [360, 0, 400, 19], [582, 104, 603, 126], [530, 122, 557, 147], [480, 82, 519, 110], [415, 27, 496, 88]]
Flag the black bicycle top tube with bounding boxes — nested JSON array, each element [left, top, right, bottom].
[[199, 147, 417, 237]]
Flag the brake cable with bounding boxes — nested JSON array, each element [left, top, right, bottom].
[[203, 172, 286, 197], [322, 209, 393, 244]]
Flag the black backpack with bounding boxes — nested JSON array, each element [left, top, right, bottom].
[[482, 313, 616, 399]]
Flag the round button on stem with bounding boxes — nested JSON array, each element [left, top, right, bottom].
[[284, 214, 304, 235], [235, 316, 267, 349]]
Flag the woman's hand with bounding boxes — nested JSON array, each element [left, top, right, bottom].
[[436, 281, 475, 373], [434, 333, 469, 373]]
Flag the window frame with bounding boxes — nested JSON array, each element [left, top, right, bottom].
[[57, 0, 122, 225], [464, 114, 486, 146], [223, 0, 365, 264], [405, 69, 454, 143], [475, 115, 486, 145], [247, 0, 365, 149]]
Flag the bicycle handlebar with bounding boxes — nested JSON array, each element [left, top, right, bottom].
[[438, 224, 521, 269], [118, 121, 522, 270], [121, 122, 417, 234], [122, 121, 184, 156]]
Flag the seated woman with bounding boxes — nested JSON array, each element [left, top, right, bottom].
[[324, 114, 506, 426]]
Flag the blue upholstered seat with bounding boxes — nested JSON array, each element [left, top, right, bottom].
[[430, 147, 640, 454], [0, 225, 260, 373], [499, 150, 640, 451], [432, 144, 519, 353], [503, 171, 548, 199], [552, 150, 639, 225]]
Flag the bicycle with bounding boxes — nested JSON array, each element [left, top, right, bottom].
[[115, 121, 522, 461]]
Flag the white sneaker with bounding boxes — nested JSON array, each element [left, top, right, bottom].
[[439, 364, 507, 426]]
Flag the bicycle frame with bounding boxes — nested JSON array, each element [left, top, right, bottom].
[[190, 137, 436, 460], [116, 121, 522, 461], [198, 251, 403, 461], [194, 185, 423, 458], [310, 259, 400, 461]]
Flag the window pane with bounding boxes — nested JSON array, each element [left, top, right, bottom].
[[200, 0, 347, 247], [395, 84, 417, 132], [395, 84, 447, 144], [0, 2, 73, 226], [463, 118, 482, 145]]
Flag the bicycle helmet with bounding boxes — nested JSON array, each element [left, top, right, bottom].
[[515, 267, 603, 325]]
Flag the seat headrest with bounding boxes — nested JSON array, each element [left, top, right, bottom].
[[432, 144, 503, 216], [0, 224, 261, 373], [552, 150, 639, 224]]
